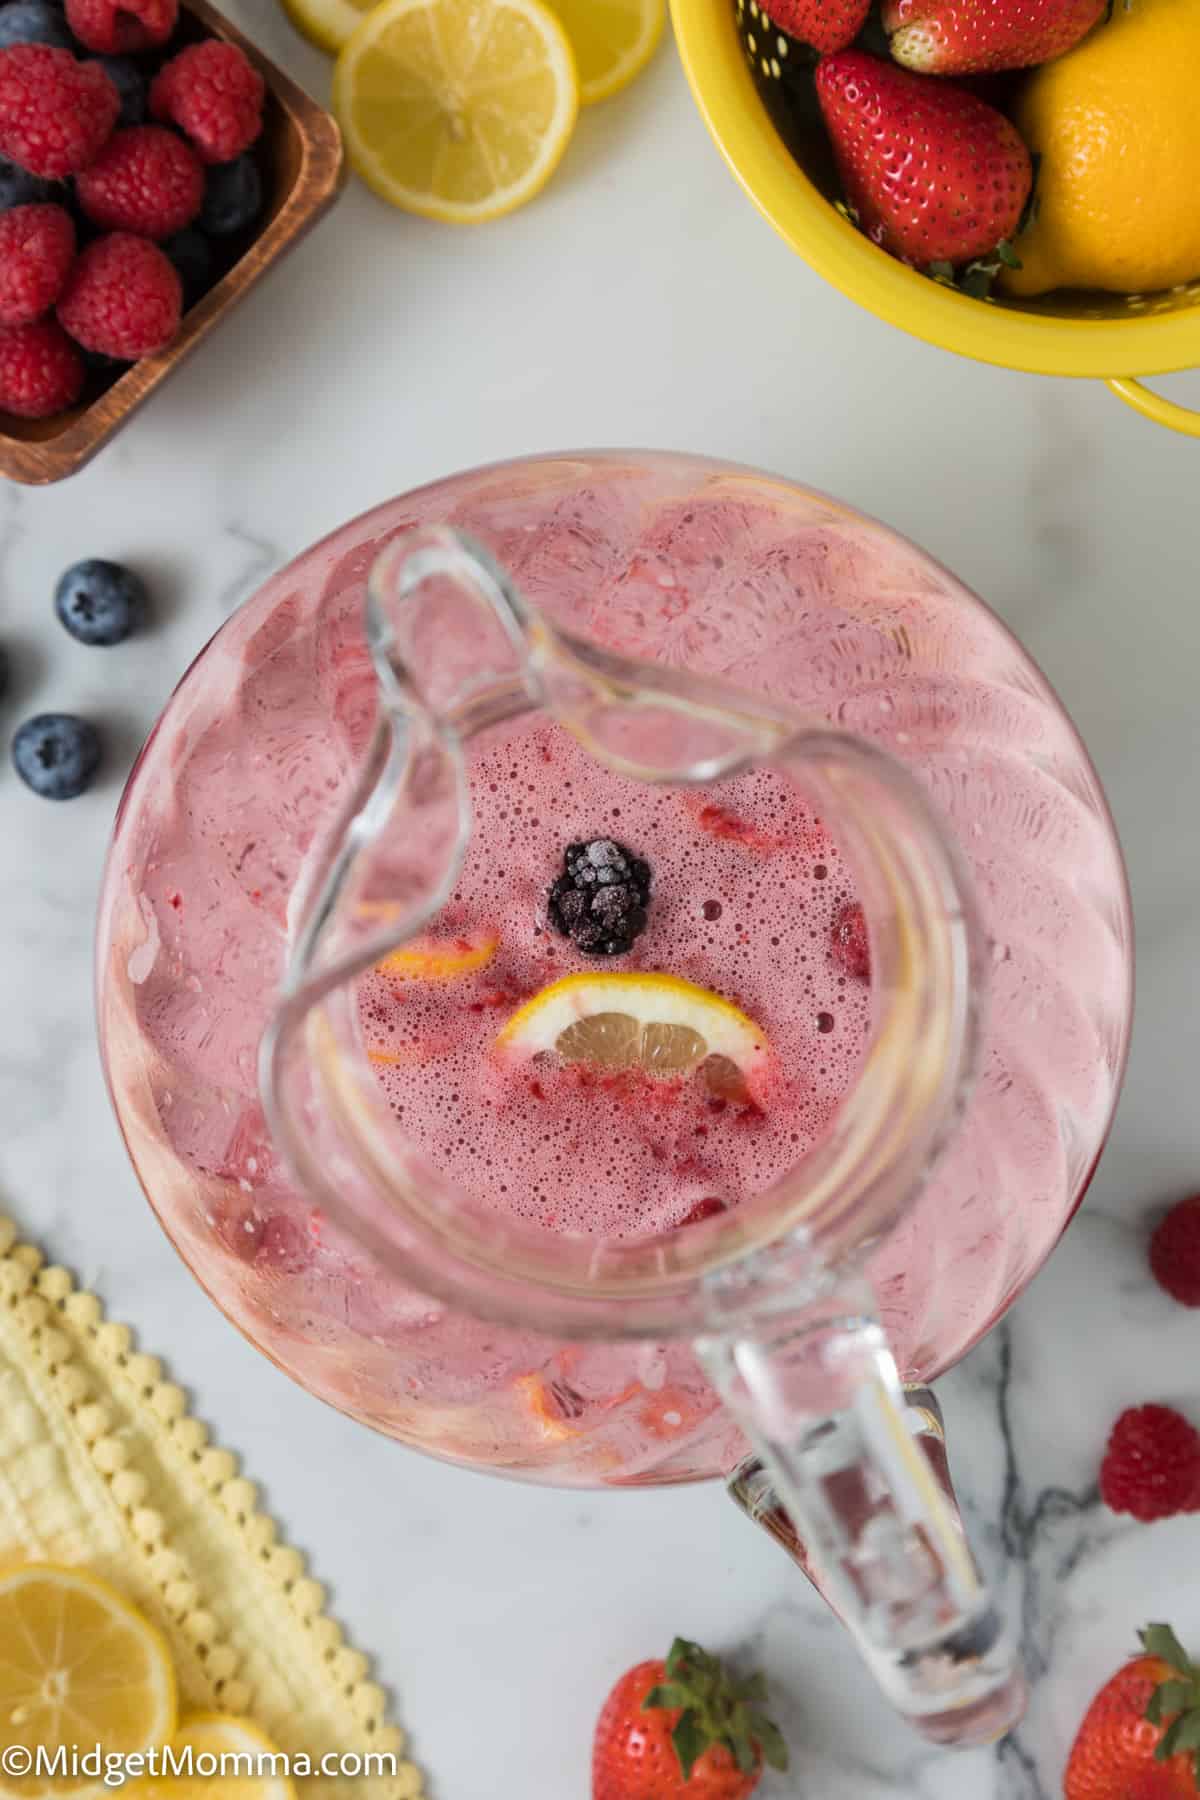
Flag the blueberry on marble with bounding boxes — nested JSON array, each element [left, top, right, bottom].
[[163, 227, 213, 306], [0, 155, 54, 213], [93, 55, 147, 127], [12, 714, 101, 800], [200, 154, 263, 238], [0, 2, 75, 50], [54, 559, 147, 646]]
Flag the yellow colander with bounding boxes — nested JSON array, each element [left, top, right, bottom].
[[670, 0, 1200, 438]]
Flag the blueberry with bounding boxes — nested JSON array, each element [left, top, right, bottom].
[[12, 713, 101, 800], [0, 155, 54, 213], [163, 226, 214, 306], [0, 1, 75, 50], [200, 154, 263, 238], [54, 558, 147, 646], [92, 55, 147, 126]]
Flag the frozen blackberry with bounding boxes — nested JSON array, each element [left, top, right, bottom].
[[547, 838, 651, 957]]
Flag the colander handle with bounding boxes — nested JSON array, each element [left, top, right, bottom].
[[1106, 377, 1200, 439]]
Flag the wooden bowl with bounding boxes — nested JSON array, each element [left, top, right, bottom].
[[0, 0, 345, 485]]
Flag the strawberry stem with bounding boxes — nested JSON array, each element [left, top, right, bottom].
[[1138, 1626, 1200, 1789], [642, 1638, 790, 1781]]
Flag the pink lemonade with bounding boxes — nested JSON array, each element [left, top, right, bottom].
[[99, 455, 1130, 1485]]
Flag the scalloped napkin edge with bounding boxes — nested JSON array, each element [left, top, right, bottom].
[[0, 1214, 423, 1799]]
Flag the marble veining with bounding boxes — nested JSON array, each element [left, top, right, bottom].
[[1, 5, 1199, 1795]]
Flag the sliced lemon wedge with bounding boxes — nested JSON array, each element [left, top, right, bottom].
[[543, 0, 666, 103], [495, 971, 768, 1093], [129, 1715, 296, 1800], [376, 929, 498, 983], [333, 0, 580, 223], [0, 1564, 177, 1800], [278, 0, 375, 55]]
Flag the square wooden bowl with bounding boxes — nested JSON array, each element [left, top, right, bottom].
[[0, 0, 345, 485]]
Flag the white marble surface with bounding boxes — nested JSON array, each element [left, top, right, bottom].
[[3, 9, 1200, 1796]]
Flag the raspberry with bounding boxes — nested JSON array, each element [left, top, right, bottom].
[[76, 126, 203, 239], [0, 45, 120, 178], [1150, 1195, 1200, 1308], [0, 203, 75, 327], [58, 232, 181, 359], [0, 316, 84, 416], [150, 40, 264, 165], [1099, 1404, 1200, 1522], [64, 0, 177, 54], [830, 901, 870, 980], [547, 839, 652, 957]]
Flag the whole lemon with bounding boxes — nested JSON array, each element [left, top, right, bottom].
[[1003, 0, 1200, 297]]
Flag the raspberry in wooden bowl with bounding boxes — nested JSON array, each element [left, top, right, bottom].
[[0, 0, 345, 485]]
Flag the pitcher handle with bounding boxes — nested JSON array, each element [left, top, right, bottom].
[[1105, 376, 1200, 438], [697, 1271, 1026, 1746]]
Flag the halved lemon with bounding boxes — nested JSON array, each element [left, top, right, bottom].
[[278, 0, 375, 55], [130, 1715, 296, 1800], [543, 0, 665, 103], [333, 0, 580, 223], [0, 1564, 177, 1800], [495, 971, 768, 1093]]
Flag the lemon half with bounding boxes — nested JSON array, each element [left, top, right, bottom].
[[495, 971, 768, 1092], [543, 0, 666, 103], [0, 1564, 177, 1800], [279, 0, 375, 55], [130, 1715, 296, 1800], [333, 0, 580, 223]]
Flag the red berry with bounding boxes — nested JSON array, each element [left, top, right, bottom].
[[58, 232, 182, 359], [680, 1197, 728, 1226], [0, 45, 120, 179], [830, 900, 870, 981], [65, 0, 178, 54], [1099, 1405, 1200, 1523], [760, 0, 870, 53], [1150, 1196, 1200, 1308], [814, 51, 1033, 267], [0, 204, 76, 328], [150, 40, 265, 166], [76, 126, 204, 240], [0, 317, 84, 418], [883, 0, 1105, 75]]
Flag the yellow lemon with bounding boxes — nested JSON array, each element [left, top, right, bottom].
[[376, 928, 498, 983], [278, 0, 376, 55], [542, 0, 666, 103], [333, 0, 579, 223], [1004, 0, 1200, 297], [0, 1564, 177, 1800], [129, 1715, 295, 1800], [495, 970, 768, 1096]]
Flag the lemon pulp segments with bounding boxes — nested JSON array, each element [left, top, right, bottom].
[[542, 0, 666, 102], [0, 1564, 177, 1800], [333, 0, 580, 222], [496, 971, 768, 1092]]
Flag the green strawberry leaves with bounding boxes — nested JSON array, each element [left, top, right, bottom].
[[1139, 1624, 1200, 1790], [642, 1637, 790, 1783]]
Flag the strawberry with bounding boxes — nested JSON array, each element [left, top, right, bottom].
[[758, 0, 870, 55], [1064, 1626, 1200, 1800], [883, 0, 1106, 74], [1099, 1405, 1200, 1522], [1150, 1195, 1200, 1308], [814, 51, 1033, 273], [593, 1639, 788, 1800]]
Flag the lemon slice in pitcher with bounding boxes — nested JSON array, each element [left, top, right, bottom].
[[0, 1564, 177, 1799], [543, 0, 666, 103], [377, 929, 498, 982], [496, 971, 767, 1094], [333, 0, 579, 223]]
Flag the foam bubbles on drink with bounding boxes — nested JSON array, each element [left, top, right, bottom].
[[359, 717, 872, 1242]]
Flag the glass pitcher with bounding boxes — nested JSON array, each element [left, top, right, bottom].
[[98, 452, 1131, 1745]]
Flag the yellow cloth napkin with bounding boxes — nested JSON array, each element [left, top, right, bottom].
[[0, 1214, 423, 1800]]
